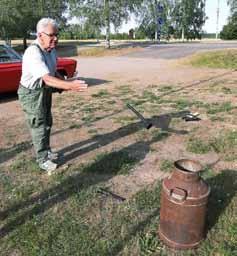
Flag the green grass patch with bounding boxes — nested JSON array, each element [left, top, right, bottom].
[[221, 86, 232, 94], [1, 168, 236, 255], [210, 130, 237, 161], [189, 50, 237, 69], [116, 85, 135, 95], [0, 136, 237, 256], [85, 151, 137, 175], [81, 105, 98, 113], [91, 89, 110, 98], [151, 130, 170, 142], [10, 156, 39, 173], [210, 116, 226, 122], [81, 114, 96, 123], [187, 137, 212, 154], [187, 130, 237, 160], [160, 159, 174, 173], [69, 123, 83, 129], [113, 115, 138, 126], [0, 142, 32, 162], [171, 99, 193, 110], [123, 98, 147, 106], [206, 102, 235, 115], [88, 128, 98, 135], [141, 90, 160, 103], [157, 85, 173, 92]]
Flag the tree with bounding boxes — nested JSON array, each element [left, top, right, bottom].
[[135, 0, 174, 40], [220, 12, 237, 40], [227, 0, 237, 15], [0, 0, 67, 49], [69, 0, 142, 48], [220, 0, 237, 39], [171, 0, 206, 40]]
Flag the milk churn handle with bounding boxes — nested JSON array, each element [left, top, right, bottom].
[[170, 187, 187, 202]]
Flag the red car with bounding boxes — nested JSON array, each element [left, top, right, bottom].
[[0, 44, 77, 93]]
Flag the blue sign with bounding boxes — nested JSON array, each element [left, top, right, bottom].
[[157, 2, 164, 13], [158, 17, 163, 25]]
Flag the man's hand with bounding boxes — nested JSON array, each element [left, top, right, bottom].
[[43, 74, 88, 91], [69, 79, 88, 92]]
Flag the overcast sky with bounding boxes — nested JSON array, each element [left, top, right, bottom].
[[119, 0, 230, 34]]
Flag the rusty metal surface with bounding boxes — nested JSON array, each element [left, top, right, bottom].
[[158, 159, 210, 250]]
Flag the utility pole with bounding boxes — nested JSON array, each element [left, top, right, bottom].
[[216, 0, 220, 39], [104, 0, 110, 48], [156, 1, 163, 42]]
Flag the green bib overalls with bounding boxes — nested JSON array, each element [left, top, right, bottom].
[[18, 44, 54, 164]]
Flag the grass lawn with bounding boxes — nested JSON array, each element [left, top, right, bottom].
[[0, 49, 237, 255], [188, 49, 237, 69]]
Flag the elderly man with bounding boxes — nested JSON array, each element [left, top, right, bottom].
[[18, 18, 87, 175]]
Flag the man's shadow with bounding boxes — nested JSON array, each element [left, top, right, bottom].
[[0, 130, 169, 239], [0, 110, 188, 238], [0, 109, 189, 165], [58, 110, 189, 165]]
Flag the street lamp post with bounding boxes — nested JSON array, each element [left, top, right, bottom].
[[216, 0, 220, 39]]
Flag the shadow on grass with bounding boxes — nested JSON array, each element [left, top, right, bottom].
[[0, 139, 158, 239], [0, 141, 32, 165], [0, 108, 125, 165], [206, 170, 237, 231], [0, 108, 127, 165], [59, 110, 188, 165], [0, 111, 188, 239], [109, 208, 161, 255], [149, 110, 190, 134], [0, 110, 187, 165]]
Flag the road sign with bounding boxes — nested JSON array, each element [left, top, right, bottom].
[[157, 2, 164, 13], [158, 17, 163, 25]]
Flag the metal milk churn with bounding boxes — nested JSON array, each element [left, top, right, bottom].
[[158, 159, 210, 249]]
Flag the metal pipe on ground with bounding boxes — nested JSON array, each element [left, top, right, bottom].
[[126, 103, 153, 129]]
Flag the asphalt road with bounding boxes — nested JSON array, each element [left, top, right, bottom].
[[125, 41, 237, 59]]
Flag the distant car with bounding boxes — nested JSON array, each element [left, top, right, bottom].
[[0, 44, 77, 93]]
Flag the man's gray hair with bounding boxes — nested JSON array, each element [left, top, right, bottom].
[[36, 18, 58, 33]]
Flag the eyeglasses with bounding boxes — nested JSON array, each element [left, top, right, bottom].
[[42, 32, 59, 38]]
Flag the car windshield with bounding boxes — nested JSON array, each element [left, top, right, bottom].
[[0, 45, 22, 63]]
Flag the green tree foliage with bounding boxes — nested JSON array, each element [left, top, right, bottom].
[[220, 1, 237, 39], [227, 0, 237, 15], [0, 0, 67, 48], [69, 0, 142, 48], [135, 0, 173, 40], [134, 0, 206, 41], [220, 12, 237, 40], [171, 0, 206, 40]]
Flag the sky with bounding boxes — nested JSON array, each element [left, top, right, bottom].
[[204, 0, 229, 33], [119, 0, 230, 34]]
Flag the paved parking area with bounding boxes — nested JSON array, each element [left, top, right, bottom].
[[124, 41, 237, 59]]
